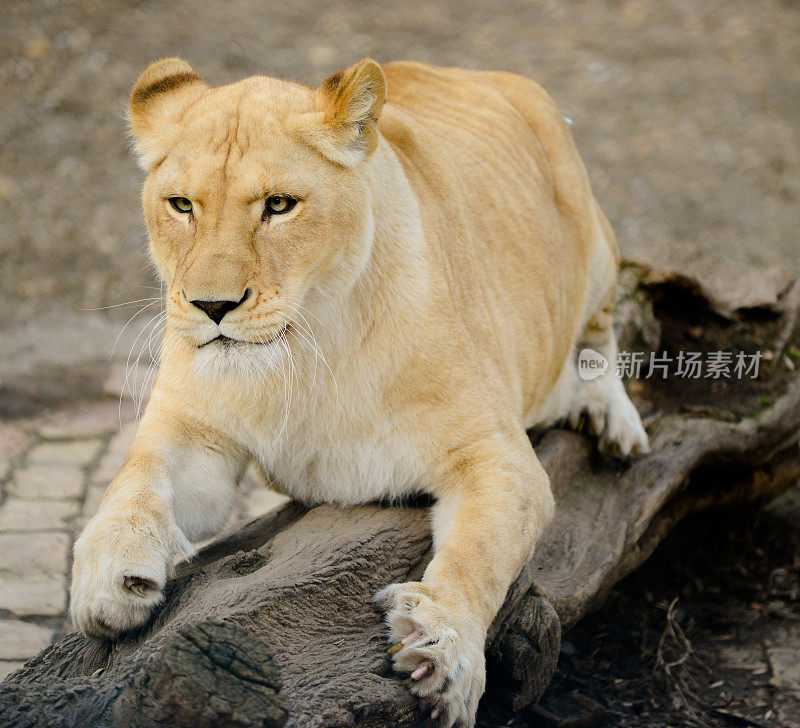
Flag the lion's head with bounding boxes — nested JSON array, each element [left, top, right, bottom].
[[129, 58, 386, 376]]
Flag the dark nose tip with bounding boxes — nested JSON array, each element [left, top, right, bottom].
[[190, 289, 251, 325]]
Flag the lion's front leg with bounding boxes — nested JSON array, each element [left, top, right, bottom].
[[376, 433, 554, 727], [70, 398, 246, 639]]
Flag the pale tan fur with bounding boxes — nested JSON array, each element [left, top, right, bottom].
[[70, 58, 648, 727]]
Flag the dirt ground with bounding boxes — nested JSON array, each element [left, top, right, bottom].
[[1, 0, 799, 725], [522, 495, 800, 728]]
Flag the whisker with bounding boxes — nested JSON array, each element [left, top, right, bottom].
[[282, 303, 340, 404], [282, 323, 317, 421], [280, 294, 335, 331], [273, 337, 294, 445], [285, 318, 320, 388], [136, 318, 168, 417], [124, 312, 165, 404], [117, 308, 164, 430], [110, 299, 161, 360], [81, 297, 160, 311]]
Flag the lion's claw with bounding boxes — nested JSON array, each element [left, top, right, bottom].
[[123, 576, 155, 599], [411, 661, 432, 680], [375, 582, 485, 727]]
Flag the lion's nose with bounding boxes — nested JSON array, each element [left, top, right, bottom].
[[190, 288, 251, 325]]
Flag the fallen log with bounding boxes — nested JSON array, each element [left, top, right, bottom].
[[2, 266, 799, 728]]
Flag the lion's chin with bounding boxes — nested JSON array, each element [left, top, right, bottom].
[[199, 325, 289, 350], [191, 335, 285, 381], [198, 334, 245, 349]]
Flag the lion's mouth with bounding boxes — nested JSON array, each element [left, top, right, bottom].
[[198, 325, 289, 349]]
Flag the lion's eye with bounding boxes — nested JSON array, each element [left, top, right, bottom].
[[264, 195, 296, 218], [168, 197, 193, 214]]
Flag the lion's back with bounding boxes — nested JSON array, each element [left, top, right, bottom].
[[380, 61, 591, 207], [378, 61, 609, 414]]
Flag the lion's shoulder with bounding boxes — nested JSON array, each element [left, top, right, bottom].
[[380, 62, 572, 169]]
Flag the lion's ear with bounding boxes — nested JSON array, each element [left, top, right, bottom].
[[301, 59, 386, 167], [129, 58, 207, 170]]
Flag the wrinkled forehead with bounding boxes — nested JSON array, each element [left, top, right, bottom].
[[157, 78, 317, 196]]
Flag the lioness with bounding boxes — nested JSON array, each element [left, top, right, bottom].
[[70, 58, 648, 726]]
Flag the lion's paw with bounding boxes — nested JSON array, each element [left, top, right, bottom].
[[568, 376, 649, 459], [70, 512, 192, 640], [375, 582, 485, 728]]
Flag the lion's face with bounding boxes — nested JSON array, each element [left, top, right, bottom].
[[129, 59, 385, 376]]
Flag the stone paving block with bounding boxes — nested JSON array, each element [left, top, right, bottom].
[[0, 574, 67, 616], [91, 422, 136, 484], [38, 399, 136, 440], [103, 360, 155, 402], [0, 425, 32, 459], [9, 464, 84, 500], [0, 620, 53, 659], [110, 421, 138, 452], [0, 661, 26, 681], [768, 647, 800, 698], [91, 449, 125, 485], [0, 532, 70, 575], [0, 457, 10, 481], [0, 498, 78, 531], [26, 439, 103, 467], [82, 483, 106, 517], [74, 484, 107, 532]]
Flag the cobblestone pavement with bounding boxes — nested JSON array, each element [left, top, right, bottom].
[[0, 364, 287, 681]]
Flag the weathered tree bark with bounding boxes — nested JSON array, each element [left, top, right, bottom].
[[2, 266, 799, 728]]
